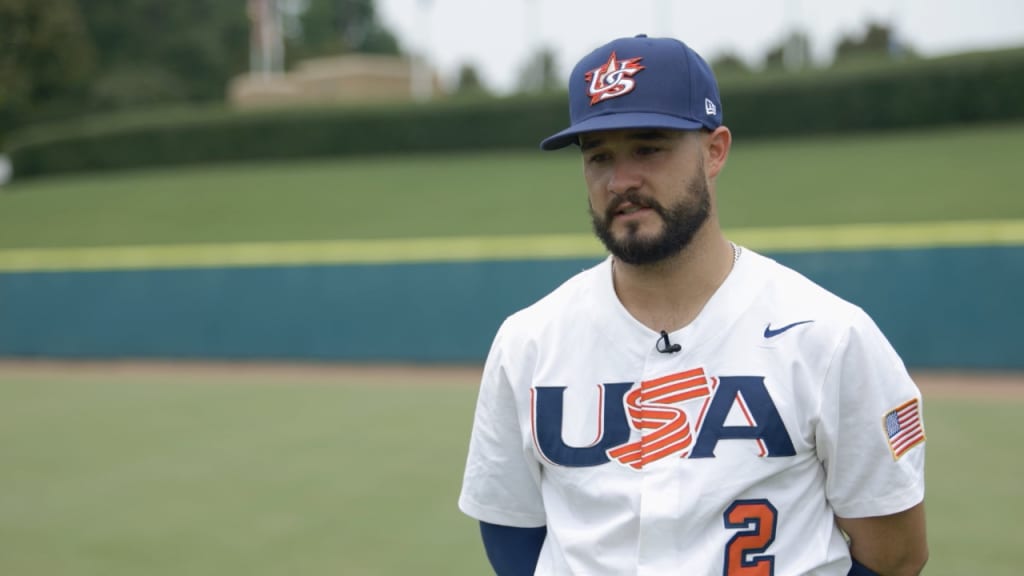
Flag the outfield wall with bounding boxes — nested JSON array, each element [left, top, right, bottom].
[[1, 223, 1022, 369]]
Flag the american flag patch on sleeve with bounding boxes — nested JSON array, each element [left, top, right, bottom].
[[883, 398, 925, 460]]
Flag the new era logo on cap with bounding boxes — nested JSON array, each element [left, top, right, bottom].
[[540, 34, 723, 150]]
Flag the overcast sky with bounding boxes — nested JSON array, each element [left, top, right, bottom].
[[375, 0, 1024, 93]]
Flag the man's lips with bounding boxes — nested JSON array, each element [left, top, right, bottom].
[[618, 205, 647, 215], [611, 202, 653, 220]]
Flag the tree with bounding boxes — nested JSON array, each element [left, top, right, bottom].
[[763, 31, 811, 72], [0, 0, 95, 138], [76, 0, 250, 106], [4, 0, 406, 135], [709, 52, 751, 76], [454, 63, 489, 97], [833, 21, 913, 64], [517, 47, 561, 94], [288, 0, 399, 63]]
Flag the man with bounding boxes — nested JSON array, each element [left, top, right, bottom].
[[458, 35, 927, 576]]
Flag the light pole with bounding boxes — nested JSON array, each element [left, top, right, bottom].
[[412, 0, 434, 101], [782, 0, 805, 71], [248, 0, 285, 79], [525, 0, 542, 92]]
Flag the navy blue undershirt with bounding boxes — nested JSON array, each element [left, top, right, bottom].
[[478, 522, 546, 576], [848, 557, 882, 576]]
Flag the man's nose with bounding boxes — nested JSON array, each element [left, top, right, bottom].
[[607, 158, 643, 196]]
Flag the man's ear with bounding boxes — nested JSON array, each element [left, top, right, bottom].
[[704, 126, 732, 180]]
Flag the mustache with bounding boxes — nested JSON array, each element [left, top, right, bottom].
[[606, 190, 665, 220]]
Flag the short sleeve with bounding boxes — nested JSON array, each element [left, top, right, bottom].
[[458, 325, 546, 528], [816, 307, 926, 518]]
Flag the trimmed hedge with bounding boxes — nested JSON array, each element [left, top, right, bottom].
[[723, 49, 1024, 137], [6, 98, 568, 178], [8, 49, 1024, 178]]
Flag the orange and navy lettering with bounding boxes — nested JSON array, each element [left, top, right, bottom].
[[723, 499, 778, 576], [690, 376, 796, 459], [532, 382, 633, 467], [607, 368, 714, 469], [531, 369, 795, 468]]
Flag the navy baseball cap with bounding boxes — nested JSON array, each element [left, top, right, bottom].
[[540, 34, 723, 150]]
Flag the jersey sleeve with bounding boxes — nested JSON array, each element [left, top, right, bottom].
[[816, 307, 926, 519], [458, 324, 547, 528]]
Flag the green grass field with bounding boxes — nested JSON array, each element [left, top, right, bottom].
[[0, 371, 491, 576], [0, 371, 1020, 576], [1, 122, 1023, 249]]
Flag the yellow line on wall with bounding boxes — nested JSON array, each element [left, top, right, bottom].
[[0, 235, 604, 272], [1, 219, 1022, 273], [731, 219, 1024, 252]]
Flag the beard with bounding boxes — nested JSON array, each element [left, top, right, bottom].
[[590, 171, 711, 266]]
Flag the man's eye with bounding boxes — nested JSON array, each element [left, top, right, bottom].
[[587, 153, 610, 164], [637, 146, 661, 156]]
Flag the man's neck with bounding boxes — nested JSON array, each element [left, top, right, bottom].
[[611, 225, 735, 334]]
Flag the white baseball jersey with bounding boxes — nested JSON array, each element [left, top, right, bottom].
[[459, 247, 925, 575]]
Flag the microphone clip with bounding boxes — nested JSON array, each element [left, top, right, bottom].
[[657, 330, 682, 354]]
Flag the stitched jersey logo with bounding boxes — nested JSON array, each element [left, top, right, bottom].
[[763, 320, 814, 338], [607, 368, 713, 468], [884, 398, 925, 460], [585, 51, 645, 105], [531, 367, 796, 469]]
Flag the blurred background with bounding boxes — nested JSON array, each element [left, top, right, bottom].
[[1, 1, 1023, 575], [2, 0, 1023, 363], [3, 0, 1024, 137]]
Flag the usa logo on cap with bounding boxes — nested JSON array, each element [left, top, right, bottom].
[[585, 52, 645, 105]]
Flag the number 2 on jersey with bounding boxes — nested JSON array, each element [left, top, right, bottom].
[[723, 499, 778, 576]]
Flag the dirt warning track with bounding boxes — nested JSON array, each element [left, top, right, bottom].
[[0, 360, 1021, 400]]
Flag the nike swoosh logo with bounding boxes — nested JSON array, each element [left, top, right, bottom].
[[763, 320, 814, 338]]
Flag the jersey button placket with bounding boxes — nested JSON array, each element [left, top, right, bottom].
[[636, 346, 686, 573]]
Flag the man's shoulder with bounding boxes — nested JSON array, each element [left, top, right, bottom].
[[737, 250, 891, 366], [745, 249, 865, 324]]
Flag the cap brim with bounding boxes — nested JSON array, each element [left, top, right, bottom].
[[539, 112, 705, 150]]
